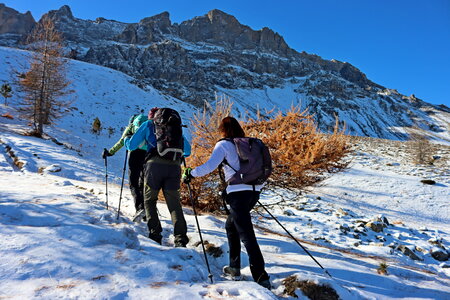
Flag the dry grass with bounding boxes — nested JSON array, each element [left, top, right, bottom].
[[283, 275, 340, 299], [182, 97, 351, 212], [377, 262, 388, 275]]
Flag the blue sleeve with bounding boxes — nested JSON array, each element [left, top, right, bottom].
[[125, 120, 150, 151], [183, 136, 191, 157]]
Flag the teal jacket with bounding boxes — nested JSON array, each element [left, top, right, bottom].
[[109, 114, 148, 155]]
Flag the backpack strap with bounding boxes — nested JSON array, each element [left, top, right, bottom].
[[218, 138, 239, 172]]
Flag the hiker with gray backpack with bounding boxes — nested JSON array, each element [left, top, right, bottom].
[[125, 107, 191, 247], [182, 116, 272, 289], [102, 113, 148, 216]]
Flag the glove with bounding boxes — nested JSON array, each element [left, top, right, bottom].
[[102, 148, 112, 159], [125, 131, 133, 138], [182, 167, 193, 184]]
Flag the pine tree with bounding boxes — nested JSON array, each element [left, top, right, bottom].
[[18, 16, 72, 137], [0, 83, 12, 106]]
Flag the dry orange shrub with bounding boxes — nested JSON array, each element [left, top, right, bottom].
[[181, 98, 351, 212]]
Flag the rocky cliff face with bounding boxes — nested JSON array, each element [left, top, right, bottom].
[[0, 4, 35, 34], [0, 3, 35, 45], [0, 4, 448, 141]]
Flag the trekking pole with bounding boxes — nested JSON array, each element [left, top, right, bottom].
[[104, 155, 109, 210], [257, 200, 333, 278], [183, 158, 214, 284], [117, 150, 128, 220]]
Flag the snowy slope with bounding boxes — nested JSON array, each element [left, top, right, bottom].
[[0, 46, 195, 183], [1, 47, 450, 299], [217, 84, 450, 144]]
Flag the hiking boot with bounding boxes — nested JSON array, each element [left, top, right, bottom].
[[257, 278, 272, 290], [223, 266, 241, 280], [174, 241, 187, 248], [174, 235, 189, 248], [148, 234, 162, 245]]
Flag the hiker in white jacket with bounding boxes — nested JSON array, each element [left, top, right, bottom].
[[182, 116, 271, 289]]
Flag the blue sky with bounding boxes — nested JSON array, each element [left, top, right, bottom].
[[4, 0, 450, 106]]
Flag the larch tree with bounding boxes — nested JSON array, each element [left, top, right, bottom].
[[19, 16, 72, 137]]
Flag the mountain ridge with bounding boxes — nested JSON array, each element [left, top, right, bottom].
[[0, 3, 448, 142]]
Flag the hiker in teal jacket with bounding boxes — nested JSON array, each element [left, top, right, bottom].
[[103, 114, 148, 213], [124, 108, 191, 247]]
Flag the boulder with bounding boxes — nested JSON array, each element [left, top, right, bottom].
[[420, 179, 436, 185], [430, 247, 449, 262], [366, 221, 384, 233], [397, 245, 423, 261]]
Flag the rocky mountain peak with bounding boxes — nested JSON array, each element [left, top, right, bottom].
[[140, 11, 170, 25], [206, 9, 240, 27], [45, 5, 74, 21], [117, 11, 173, 44], [0, 3, 448, 141], [178, 9, 290, 55], [0, 3, 35, 34], [139, 11, 172, 33]]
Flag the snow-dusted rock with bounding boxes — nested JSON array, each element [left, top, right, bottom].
[[430, 247, 449, 261], [397, 245, 423, 261]]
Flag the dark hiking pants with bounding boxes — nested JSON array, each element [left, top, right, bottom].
[[128, 149, 146, 211], [225, 190, 269, 283], [143, 156, 188, 245]]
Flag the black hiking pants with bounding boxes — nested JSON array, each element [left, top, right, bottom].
[[225, 190, 269, 283], [128, 149, 146, 211], [143, 156, 188, 245]]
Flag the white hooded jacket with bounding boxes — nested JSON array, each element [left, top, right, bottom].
[[191, 140, 264, 194]]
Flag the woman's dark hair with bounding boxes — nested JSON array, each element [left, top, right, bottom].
[[219, 116, 245, 138]]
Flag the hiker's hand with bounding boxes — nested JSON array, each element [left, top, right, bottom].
[[102, 148, 112, 159], [182, 167, 193, 184]]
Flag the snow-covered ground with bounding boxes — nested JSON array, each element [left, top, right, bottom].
[[1, 46, 449, 299]]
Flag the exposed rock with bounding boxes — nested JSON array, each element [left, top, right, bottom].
[[283, 209, 295, 216], [420, 179, 436, 185], [305, 207, 319, 212], [339, 224, 350, 234], [0, 3, 35, 35], [397, 245, 423, 261], [366, 221, 384, 233], [45, 164, 62, 173], [0, 3, 448, 141], [376, 236, 386, 242], [373, 215, 390, 227], [40, 5, 127, 45], [117, 12, 173, 44], [428, 238, 445, 248], [415, 246, 427, 254], [336, 208, 348, 217], [430, 247, 449, 262], [388, 242, 398, 249]]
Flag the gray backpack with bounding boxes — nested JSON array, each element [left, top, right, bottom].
[[222, 137, 272, 185]]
